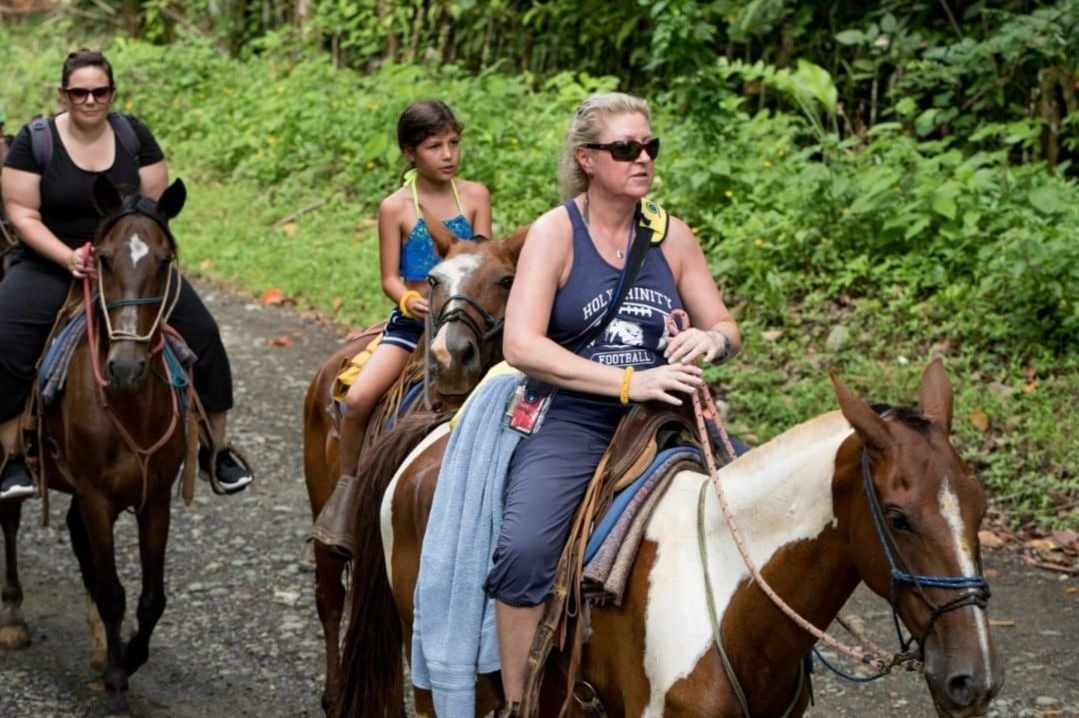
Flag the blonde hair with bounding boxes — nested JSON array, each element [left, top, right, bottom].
[[558, 92, 651, 199]]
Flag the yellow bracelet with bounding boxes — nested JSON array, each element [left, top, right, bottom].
[[398, 290, 422, 318], [619, 366, 635, 405]]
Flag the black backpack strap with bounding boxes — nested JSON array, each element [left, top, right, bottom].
[[107, 113, 142, 164], [29, 117, 53, 171], [568, 198, 666, 353]]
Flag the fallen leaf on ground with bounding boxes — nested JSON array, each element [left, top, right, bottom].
[[1064, 586, 1078, 595], [332, 297, 343, 312], [988, 619, 1015, 627], [261, 288, 295, 306], [968, 410, 989, 432], [761, 329, 784, 341], [979, 530, 1005, 549], [1026, 538, 1058, 553], [281, 221, 297, 237], [266, 335, 294, 348], [199, 259, 213, 271]]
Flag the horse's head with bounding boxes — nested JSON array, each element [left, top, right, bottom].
[[421, 212, 526, 409], [833, 359, 1003, 717], [91, 175, 186, 392]]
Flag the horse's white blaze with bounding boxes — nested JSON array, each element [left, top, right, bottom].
[[429, 253, 485, 368], [128, 232, 149, 267], [640, 411, 854, 715], [380, 423, 452, 585], [938, 480, 994, 688]]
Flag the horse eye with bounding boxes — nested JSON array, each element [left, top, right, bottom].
[[886, 509, 912, 532], [427, 275, 439, 288], [97, 253, 112, 270], [499, 275, 514, 290]]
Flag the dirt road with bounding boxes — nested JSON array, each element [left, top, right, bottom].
[[0, 281, 1075, 717]]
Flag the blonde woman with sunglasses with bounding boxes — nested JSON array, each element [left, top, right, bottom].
[[484, 92, 743, 710], [0, 49, 253, 501]]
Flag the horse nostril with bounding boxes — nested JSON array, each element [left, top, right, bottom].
[[946, 673, 976, 707], [461, 342, 477, 369]]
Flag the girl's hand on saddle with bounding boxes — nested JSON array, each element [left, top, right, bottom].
[[663, 327, 727, 365], [629, 363, 703, 406]]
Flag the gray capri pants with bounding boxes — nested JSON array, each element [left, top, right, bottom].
[[484, 392, 628, 607]]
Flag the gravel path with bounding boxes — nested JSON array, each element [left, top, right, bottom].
[[0, 280, 1075, 717]]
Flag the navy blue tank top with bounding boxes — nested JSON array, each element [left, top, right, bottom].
[[549, 200, 682, 370]]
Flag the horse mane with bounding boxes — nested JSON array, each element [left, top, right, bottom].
[[871, 403, 932, 435], [334, 409, 450, 716]]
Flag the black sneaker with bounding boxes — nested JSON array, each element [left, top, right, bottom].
[[198, 445, 253, 494], [0, 456, 35, 501]]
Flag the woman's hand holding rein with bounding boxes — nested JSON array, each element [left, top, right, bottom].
[[662, 326, 735, 366]]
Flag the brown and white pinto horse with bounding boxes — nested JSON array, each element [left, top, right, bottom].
[[335, 359, 1003, 717], [0, 176, 190, 715], [302, 225, 525, 711]]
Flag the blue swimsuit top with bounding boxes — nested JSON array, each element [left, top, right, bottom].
[[400, 170, 474, 280]]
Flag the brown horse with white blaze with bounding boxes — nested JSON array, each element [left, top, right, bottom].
[[0, 175, 190, 715], [302, 224, 525, 711], [335, 359, 1003, 717]]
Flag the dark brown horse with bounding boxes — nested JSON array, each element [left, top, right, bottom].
[[302, 225, 525, 711], [0, 175, 191, 715], [335, 359, 1003, 717]]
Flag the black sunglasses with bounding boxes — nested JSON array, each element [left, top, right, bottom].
[[64, 86, 114, 104], [584, 137, 660, 162]]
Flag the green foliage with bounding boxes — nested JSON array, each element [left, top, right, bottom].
[[1, 21, 1074, 528]]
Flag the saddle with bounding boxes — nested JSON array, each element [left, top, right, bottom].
[[14, 285, 218, 518], [519, 400, 735, 717]]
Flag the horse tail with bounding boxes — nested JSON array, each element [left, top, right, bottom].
[[333, 410, 449, 718]]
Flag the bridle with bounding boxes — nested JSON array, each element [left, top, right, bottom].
[[423, 289, 505, 407], [72, 200, 188, 512], [860, 447, 991, 662]]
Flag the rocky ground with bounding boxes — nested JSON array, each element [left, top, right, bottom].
[[0, 280, 1075, 717]]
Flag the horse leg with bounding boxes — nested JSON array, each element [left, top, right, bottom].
[[124, 494, 170, 676], [313, 544, 346, 713], [0, 500, 30, 649], [67, 498, 108, 671], [68, 494, 130, 715]]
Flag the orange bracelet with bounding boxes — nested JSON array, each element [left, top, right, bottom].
[[398, 290, 422, 318], [619, 366, 635, 405]]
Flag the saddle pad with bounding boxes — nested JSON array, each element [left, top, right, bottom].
[[331, 332, 383, 403], [583, 445, 702, 565]]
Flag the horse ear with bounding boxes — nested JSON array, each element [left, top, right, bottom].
[[92, 174, 122, 216], [917, 357, 953, 435], [157, 178, 186, 220], [503, 224, 530, 266], [419, 202, 459, 256], [831, 369, 891, 452]]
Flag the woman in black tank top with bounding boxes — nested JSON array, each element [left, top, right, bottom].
[[0, 49, 252, 499], [485, 92, 744, 707]]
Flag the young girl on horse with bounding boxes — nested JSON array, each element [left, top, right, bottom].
[[311, 99, 492, 556]]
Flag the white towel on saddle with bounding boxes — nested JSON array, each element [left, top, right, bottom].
[[410, 369, 522, 716]]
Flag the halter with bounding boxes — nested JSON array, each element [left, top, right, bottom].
[[859, 448, 991, 661], [423, 291, 505, 408], [428, 292, 504, 344]]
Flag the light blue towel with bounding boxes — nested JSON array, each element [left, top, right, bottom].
[[411, 372, 523, 716]]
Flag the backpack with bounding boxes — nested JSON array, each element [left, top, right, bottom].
[[29, 113, 142, 171]]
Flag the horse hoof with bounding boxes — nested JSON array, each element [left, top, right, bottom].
[[0, 623, 31, 649]]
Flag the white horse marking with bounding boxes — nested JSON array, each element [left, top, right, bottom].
[[429, 253, 485, 368], [938, 480, 994, 690], [380, 423, 452, 585], [128, 233, 149, 267], [641, 411, 854, 715]]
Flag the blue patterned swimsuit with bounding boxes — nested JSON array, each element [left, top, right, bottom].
[[382, 172, 475, 351]]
